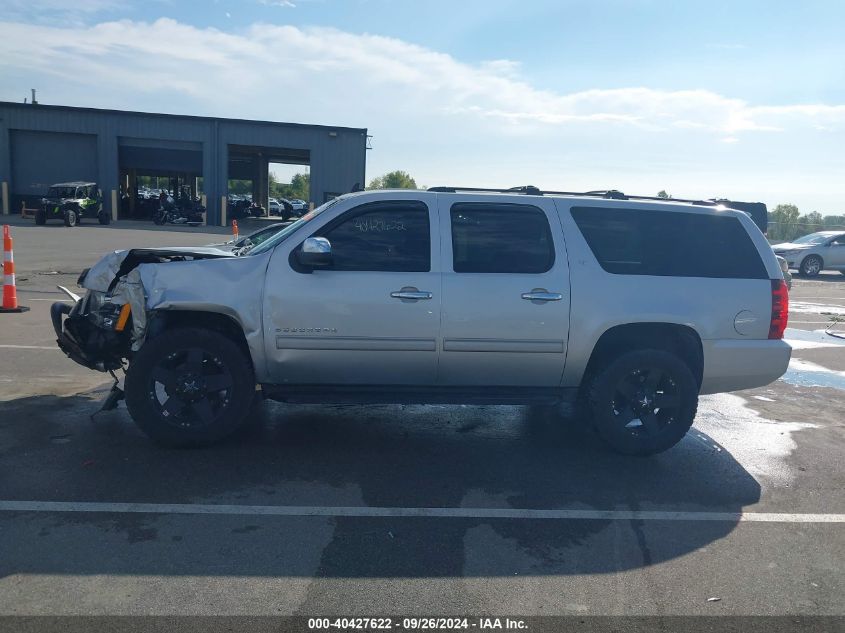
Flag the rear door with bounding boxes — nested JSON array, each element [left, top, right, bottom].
[[437, 195, 571, 386]]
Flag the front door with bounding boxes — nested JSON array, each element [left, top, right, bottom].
[[827, 234, 845, 268], [263, 198, 441, 385], [437, 196, 571, 387]]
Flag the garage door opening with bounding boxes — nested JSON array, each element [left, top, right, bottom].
[[118, 138, 203, 220], [227, 145, 310, 222], [269, 162, 310, 219]]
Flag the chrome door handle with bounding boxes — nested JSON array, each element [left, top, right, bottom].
[[391, 289, 432, 301], [521, 290, 563, 303]]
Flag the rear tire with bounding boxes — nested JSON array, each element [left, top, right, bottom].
[[125, 327, 255, 447], [587, 349, 698, 456], [98, 211, 111, 225], [800, 255, 823, 277], [35, 209, 47, 225]]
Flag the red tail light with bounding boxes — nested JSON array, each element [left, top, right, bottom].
[[769, 279, 789, 339]]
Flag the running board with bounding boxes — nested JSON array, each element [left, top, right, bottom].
[[260, 384, 578, 407]]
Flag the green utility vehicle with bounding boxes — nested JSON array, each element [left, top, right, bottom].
[[37, 182, 109, 227]]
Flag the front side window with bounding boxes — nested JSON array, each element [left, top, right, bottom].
[[450, 203, 555, 274], [317, 201, 430, 272]]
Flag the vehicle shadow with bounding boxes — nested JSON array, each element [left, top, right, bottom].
[[0, 389, 761, 579], [792, 272, 845, 283]]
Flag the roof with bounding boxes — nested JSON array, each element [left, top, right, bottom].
[[0, 101, 367, 134]]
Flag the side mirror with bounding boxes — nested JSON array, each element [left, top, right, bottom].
[[297, 237, 332, 268]]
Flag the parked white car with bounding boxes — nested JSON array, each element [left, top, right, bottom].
[[53, 187, 791, 455], [772, 231, 845, 277]]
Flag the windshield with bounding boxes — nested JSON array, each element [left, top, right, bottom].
[[246, 198, 340, 256], [47, 186, 78, 199], [233, 224, 286, 248], [793, 233, 833, 245]]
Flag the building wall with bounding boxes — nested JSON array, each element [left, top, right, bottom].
[[0, 102, 367, 224]]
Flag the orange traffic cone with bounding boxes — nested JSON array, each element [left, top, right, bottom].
[[2, 225, 29, 313], [232, 219, 239, 241]]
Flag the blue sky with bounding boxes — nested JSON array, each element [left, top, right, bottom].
[[2, 0, 844, 212]]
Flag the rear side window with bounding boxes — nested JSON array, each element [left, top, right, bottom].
[[318, 200, 430, 272], [570, 206, 768, 279], [450, 203, 555, 273]]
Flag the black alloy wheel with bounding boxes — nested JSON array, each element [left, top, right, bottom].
[[588, 349, 698, 455], [609, 366, 681, 438], [147, 348, 234, 430], [125, 327, 255, 447]]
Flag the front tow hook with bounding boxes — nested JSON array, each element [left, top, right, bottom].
[[51, 301, 71, 338]]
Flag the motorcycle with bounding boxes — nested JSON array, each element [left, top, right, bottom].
[[152, 198, 205, 226]]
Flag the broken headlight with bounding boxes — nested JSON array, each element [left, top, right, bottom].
[[84, 291, 131, 331]]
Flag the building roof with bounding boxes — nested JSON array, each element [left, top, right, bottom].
[[0, 101, 367, 134]]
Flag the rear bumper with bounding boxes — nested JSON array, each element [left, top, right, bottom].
[[700, 338, 792, 394]]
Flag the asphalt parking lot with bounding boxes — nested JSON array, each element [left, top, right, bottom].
[[0, 218, 843, 622]]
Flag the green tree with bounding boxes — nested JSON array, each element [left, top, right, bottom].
[[657, 190, 670, 199], [823, 215, 845, 228], [286, 173, 310, 201], [227, 179, 252, 195], [768, 203, 800, 241], [270, 172, 310, 201], [368, 170, 418, 190], [799, 211, 823, 230]]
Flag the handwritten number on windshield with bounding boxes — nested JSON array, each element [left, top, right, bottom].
[[353, 216, 407, 232]]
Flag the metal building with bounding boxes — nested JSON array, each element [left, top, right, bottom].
[[0, 101, 368, 225]]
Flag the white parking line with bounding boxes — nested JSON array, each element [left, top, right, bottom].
[[0, 500, 841, 523], [0, 345, 58, 350]]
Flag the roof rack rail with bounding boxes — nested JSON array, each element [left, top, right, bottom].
[[428, 185, 633, 199], [426, 186, 735, 207], [427, 185, 544, 195]]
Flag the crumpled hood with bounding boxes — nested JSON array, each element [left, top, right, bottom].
[[82, 246, 235, 292], [79, 245, 267, 360]]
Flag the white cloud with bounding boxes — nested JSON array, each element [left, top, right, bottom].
[[0, 18, 840, 138], [0, 17, 843, 210]]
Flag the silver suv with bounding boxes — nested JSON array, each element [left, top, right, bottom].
[[52, 188, 792, 455]]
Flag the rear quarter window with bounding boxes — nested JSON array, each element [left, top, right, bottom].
[[570, 206, 768, 279]]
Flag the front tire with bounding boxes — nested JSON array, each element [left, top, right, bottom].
[[800, 255, 823, 277], [64, 208, 77, 227], [98, 211, 111, 225], [125, 328, 255, 447], [587, 349, 698, 455]]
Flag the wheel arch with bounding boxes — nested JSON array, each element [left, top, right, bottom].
[[146, 309, 252, 369], [581, 322, 704, 392]]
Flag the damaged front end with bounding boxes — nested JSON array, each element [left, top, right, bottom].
[[51, 284, 133, 372], [52, 247, 236, 372]]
